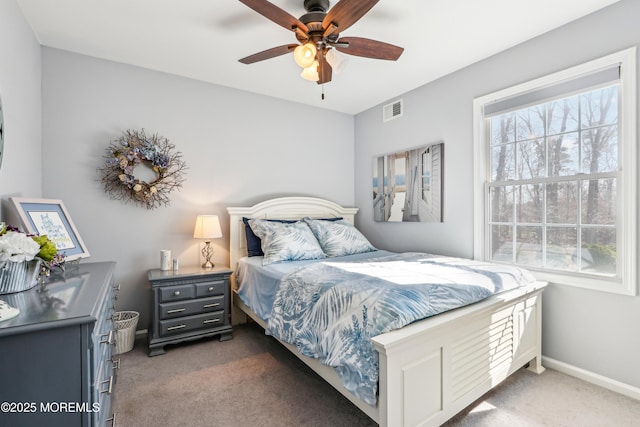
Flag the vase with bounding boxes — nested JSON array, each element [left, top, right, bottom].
[[0, 259, 41, 294]]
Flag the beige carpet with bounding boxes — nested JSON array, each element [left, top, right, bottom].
[[112, 322, 640, 427]]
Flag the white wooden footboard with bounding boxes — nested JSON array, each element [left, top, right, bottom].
[[373, 283, 545, 427]]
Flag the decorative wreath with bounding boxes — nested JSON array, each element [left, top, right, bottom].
[[99, 129, 187, 210]]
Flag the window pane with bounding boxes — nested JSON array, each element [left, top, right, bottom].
[[548, 132, 579, 176], [547, 227, 578, 270], [516, 184, 542, 223], [491, 113, 515, 145], [580, 86, 618, 129], [490, 186, 513, 223], [491, 143, 515, 181], [581, 126, 618, 173], [515, 226, 542, 267], [548, 95, 579, 135], [547, 182, 578, 223], [581, 179, 616, 225], [490, 225, 512, 262], [517, 139, 545, 179], [581, 227, 616, 275], [516, 105, 545, 140]]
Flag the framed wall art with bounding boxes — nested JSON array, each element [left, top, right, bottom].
[[9, 197, 90, 261], [373, 141, 444, 222]]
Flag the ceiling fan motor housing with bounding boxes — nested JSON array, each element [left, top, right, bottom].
[[298, 0, 339, 44], [304, 0, 329, 13]]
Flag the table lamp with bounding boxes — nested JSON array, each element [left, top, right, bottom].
[[193, 215, 222, 268]]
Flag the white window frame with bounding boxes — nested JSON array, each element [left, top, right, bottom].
[[473, 48, 637, 296]]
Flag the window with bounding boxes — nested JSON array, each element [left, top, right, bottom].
[[473, 48, 637, 295]]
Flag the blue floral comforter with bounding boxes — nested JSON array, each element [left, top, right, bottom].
[[266, 252, 536, 405]]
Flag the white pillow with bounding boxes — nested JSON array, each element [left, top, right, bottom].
[[248, 219, 326, 265], [303, 217, 376, 257]]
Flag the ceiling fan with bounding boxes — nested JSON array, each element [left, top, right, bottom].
[[238, 0, 404, 84]]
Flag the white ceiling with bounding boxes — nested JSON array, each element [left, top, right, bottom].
[[17, 0, 620, 114]]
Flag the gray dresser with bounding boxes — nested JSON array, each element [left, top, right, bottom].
[[0, 262, 118, 427]]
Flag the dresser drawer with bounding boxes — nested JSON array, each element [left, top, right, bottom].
[[160, 310, 226, 335], [160, 284, 195, 302], [160, 295, 225, 319], [195, 279, 227, 297]]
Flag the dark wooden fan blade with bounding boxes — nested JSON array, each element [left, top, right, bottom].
[[317, 55, 333, 84], [322, 0, 379, 33], [239, 44, 298, 64], [335, 37, 404, 60], [239, 0, 309, 33]]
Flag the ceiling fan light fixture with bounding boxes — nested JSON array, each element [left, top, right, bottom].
[[293, 43, 317, 68], [300, 60, 320, 81], [325, 49, 346, 74]]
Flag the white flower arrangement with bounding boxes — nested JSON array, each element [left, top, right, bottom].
[[0, 222, 65, 279], [0, 230, 40, 262]]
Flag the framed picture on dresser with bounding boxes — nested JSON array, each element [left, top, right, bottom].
[[9, 197, 90, 261]]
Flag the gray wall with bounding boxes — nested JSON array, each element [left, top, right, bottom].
[[40, 48, 355, 329], [0, 0, 42, 204], [355, 0, 640, 389]]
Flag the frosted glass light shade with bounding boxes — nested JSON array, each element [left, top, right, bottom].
[[193, 215, 223, 239], [326, 49, 346, 73], [293, 43, 317, 68], [300, 61, 320, 81]]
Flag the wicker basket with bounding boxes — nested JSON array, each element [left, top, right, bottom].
[[0, 259, 41, 295], [114, 311, 139, 354]]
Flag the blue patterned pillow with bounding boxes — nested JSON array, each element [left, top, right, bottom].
[[248, 219, 326, 265], [303, 218, 376, 257], [243, 217, 342, 257]]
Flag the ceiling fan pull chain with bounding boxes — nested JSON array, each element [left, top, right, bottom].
[[321, 85, 325, 100]]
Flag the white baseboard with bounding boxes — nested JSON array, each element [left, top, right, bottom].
[[542, 356, 640, 401]]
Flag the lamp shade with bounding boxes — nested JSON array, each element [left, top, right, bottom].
[[326, 49, 346, 74], [193, 215, 223, 240], [293, 43, 317, 68], [300, 61, 320, 81]]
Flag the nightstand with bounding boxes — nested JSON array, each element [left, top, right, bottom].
[[147, 266, 233, 356]]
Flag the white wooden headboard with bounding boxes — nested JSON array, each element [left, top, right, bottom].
[[226, 197, 358, 278]]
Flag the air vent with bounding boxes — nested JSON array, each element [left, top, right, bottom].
[[383, 99, 403, 122]]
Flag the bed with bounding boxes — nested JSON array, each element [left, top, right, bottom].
[[227, 197, 546, 427]]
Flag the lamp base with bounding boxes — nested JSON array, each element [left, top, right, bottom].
[[201, 242, 215, 269]]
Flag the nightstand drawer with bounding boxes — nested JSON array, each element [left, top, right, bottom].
[[160, 284, 195, 302], [195, 280, 226, 297], [160, 295, 225, 319], [160, 310, 226, 335]]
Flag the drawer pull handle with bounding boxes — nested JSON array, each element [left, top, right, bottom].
[[101, 375, 114, 394], [174, 291, 181, 296], [208, 286, 214, 292], [167, 324, 186, 331], [203, 303, 220, 308], [100, 330, 115, 345], [167, 308, 185, 314], [112, 357, 121, 370], [204, 318, 220, 324], [105, 413, 117, 426], [113, 283, 121, 291]]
